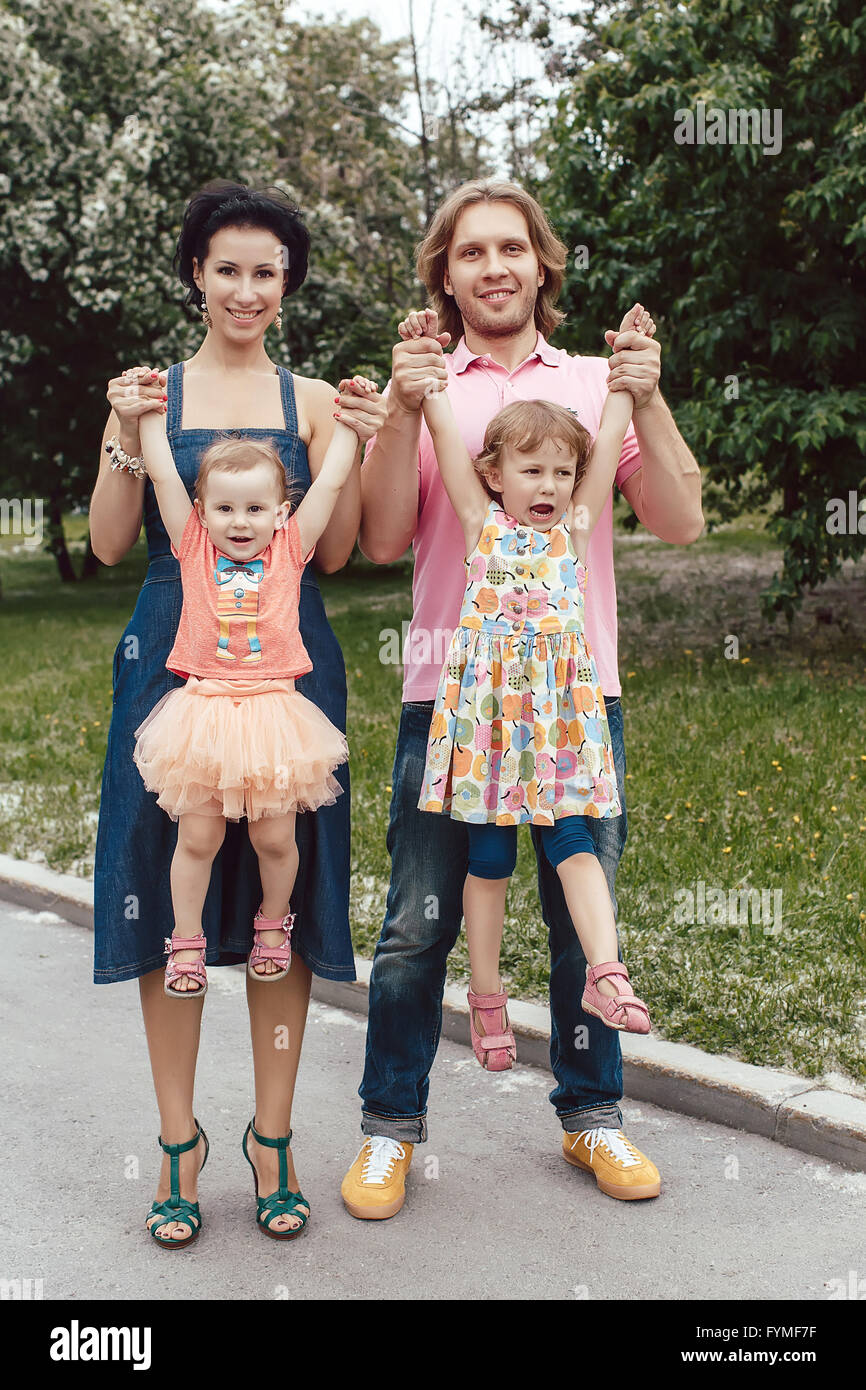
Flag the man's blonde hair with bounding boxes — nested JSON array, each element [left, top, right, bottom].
[[415, 180, 569, 344]]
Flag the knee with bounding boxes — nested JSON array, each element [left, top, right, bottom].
[[542, 818, 598, 871], [178, 817, 226, 860], [248, 818, 297, 861], [466, 825, 517, 880]]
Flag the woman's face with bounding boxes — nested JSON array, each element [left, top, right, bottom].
[[192, 225, 288, 337]]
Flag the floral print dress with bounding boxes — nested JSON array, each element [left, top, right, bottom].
[[418, 499, 621, 825]]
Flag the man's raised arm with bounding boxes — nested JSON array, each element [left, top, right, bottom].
[[604, 318, 704, 545], [359, 329, 449, 564]]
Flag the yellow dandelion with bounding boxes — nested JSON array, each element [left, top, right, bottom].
[[774, 841, 782, 848], [814, 831, 821, 839], [627, 671, 636, 678], [793, 815, 800, 824], [722, 846, 732, 854], [830, 805, 837, 811], [737, 790, 748, 797], [741, 657, 751, 664], [683, 648, 693, 654], [847, 894, 854, 901], [685, 800, 692, 808], [664, 813, 673, 821]]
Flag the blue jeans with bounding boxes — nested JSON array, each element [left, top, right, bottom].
[[359, 697, 629, 1141]]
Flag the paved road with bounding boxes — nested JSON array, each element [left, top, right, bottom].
[[3, 899, 864, 1302]]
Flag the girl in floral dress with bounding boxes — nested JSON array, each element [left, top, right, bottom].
[[403, 303, 656, 1070]]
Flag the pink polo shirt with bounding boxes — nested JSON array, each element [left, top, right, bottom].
[[365, 332, 642, 701]]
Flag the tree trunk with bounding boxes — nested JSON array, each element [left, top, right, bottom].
[[80, 534, 101, 579], [47, 494, 76, 583]]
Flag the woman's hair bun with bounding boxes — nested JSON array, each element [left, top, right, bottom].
[[173, 179, 310, 308]]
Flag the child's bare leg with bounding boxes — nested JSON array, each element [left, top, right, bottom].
[[463, 873, 509, 1031], [555, 852, 623, 998], [168, 812, 226, 993], [247, 810, 299, 976]]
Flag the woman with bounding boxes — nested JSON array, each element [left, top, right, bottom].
[[90, 180, 384, 1241]]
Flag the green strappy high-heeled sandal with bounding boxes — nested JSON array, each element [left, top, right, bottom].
[[146, 1120, 209, 1249], [242, 1118, 310, 1240]]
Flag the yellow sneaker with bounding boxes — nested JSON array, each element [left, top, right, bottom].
[[341, 1136, 414, 1220], [562, 1126, 660, 1200]]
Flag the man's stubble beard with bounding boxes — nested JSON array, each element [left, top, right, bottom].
[[455, 285, 539, 341]]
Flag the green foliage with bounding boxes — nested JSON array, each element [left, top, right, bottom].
[[0, 0, 285, 521], [540, 0, 866, 619]]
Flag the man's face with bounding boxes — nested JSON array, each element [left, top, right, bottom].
[[443, 201, 545, 340]]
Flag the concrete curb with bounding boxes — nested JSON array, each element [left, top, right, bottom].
[[5, 852, 866, 1172]]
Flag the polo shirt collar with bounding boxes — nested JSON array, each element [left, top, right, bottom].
[[451, 331, 559, 374]]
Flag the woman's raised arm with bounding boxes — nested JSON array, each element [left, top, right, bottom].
[[89, 366, 167, 565]]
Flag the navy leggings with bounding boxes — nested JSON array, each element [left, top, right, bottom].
[[466, 816, 598, 879]]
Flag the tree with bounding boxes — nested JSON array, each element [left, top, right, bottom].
[[0, 0, 286, 579], [537, 0, 866, 619]]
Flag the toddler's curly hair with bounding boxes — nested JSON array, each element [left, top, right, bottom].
[[473, 400, 592, 500]]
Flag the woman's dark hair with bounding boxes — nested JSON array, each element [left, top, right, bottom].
[[173, 180, 310, 310]]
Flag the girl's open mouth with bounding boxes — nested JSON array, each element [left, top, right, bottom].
[[529, 504, 554, 519]]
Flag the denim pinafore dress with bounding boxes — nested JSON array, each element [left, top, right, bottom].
[[93, 362, 354, 982]]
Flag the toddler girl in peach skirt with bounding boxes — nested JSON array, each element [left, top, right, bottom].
[[132, 377, 378, 996]]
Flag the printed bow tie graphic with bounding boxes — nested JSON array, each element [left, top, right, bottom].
[[215, 555, 264, 583]]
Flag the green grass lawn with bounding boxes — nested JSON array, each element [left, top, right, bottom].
[[1, 515, 865, 1084]]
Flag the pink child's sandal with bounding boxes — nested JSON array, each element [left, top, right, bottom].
[[467, 986, 517, 1071], [247, 907, 294, 983], [582, 961, 651, 1034], [163, 934, 208, 998]]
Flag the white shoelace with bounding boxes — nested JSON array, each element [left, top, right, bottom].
[[359, 1136, 406, 1186], [570, 1126, 641, 1168]]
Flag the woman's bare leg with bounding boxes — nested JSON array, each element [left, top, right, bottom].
[[244, 957, 312, 1231], [140, 969, 207, 1240]]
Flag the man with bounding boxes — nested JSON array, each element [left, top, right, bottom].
[[341, 179, 703, 1218]]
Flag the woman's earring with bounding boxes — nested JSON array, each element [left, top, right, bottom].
[[201, 296, 212, 328]]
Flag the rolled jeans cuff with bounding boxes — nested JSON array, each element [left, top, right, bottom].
[[361, 1109, 428, 1144], [560, 1102, 623, 1134]]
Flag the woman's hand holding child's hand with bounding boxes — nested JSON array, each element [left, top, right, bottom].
[[107, 365, 169, 448], [334, 375, 386, 443], [604, 303, 659, 408]]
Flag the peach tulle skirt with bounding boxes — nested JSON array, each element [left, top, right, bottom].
[[132, 677, 348, 821]]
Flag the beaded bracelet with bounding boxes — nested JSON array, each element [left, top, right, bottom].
[[105, 436, 147, 478]]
